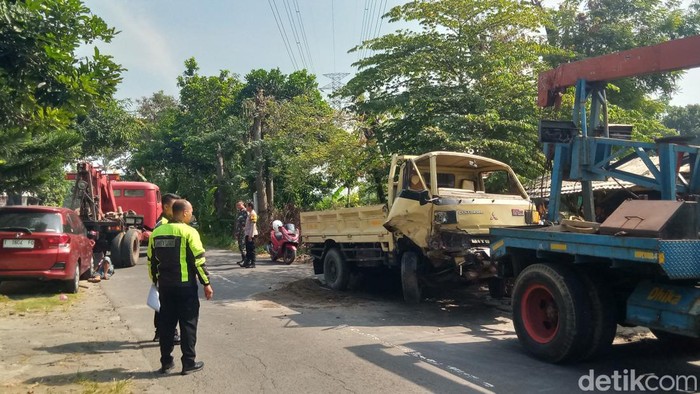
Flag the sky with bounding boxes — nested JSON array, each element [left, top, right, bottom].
[[81, 0, 700, 106]]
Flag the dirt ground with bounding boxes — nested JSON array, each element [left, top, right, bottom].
[[0, 280, 166, 394]]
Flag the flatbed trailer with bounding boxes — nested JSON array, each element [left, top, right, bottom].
[[490, 35, 700, 363]]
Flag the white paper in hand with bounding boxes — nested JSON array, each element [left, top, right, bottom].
[[147, 284, 160, 312]]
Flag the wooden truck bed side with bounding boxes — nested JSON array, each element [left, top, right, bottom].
[[300, 204, 393, 248]]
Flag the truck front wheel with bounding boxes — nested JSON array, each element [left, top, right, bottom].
[[120, 229, 140, 267], [512, 263, 591, 363], [324, 248, 350, 290], [401, 251, 422, 304]]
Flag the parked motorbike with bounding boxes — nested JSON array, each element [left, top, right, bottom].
[[266, 220, 299, 265]]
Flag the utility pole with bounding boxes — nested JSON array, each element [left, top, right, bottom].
[[252, 88, 269, 228]]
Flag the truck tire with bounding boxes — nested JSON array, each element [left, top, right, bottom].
[[110, 233, 124, 268], [120, 229, 140, 268], [401, 251, 422, 304], [579, 272, 617, 361], [324, 248, 350, 290], [512, 263, 592, 363]]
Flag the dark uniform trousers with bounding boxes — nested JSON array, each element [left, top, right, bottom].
[[245, 236, 256, 265], [158, 285, 200, 367], [237, 233, 246, 261]]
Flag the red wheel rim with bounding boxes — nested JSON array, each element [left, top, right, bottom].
[[521, 284, 559, 343]]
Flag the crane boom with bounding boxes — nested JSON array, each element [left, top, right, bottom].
[[538, 35, 700, 107]]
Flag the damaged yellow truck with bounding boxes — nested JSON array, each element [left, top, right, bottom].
[[300, 151, 538, 302]]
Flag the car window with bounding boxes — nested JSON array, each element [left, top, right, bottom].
[[0, 211, 62, 233], [70, 213, 87, 235], [113, 189, 121, 197], [63, 214, 74, 234]]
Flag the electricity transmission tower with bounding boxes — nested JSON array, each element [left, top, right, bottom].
[[321, 72, 350, 110]]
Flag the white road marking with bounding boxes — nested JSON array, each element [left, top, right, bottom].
[[342, 326, 496, 391], [211, 272, 237, 285]]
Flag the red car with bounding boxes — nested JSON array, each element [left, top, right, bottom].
[[0, 206, 94, 293]]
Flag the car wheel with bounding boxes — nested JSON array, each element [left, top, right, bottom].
[[65, 263, 80, 294], [111, 233, 124, 268], [120, 229, 140, 268]]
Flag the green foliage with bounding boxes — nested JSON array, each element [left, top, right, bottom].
[[76, 99, 141, 170], [0, 0, 123, 195], [664, 104, 700, 136], [339, 0, 551, 179], [544, 0, 700, 107]]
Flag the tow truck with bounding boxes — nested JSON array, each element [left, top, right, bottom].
[[490, 35, 700, 363], [66, 162, 162, 268]]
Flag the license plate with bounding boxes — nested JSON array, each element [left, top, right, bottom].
[[3, 239, 35, 249]]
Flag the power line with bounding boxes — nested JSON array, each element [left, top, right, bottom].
[[293, 0, 315, 73], [371, 0, 388, 42], [332, 0, 336, 72], [282, 0, 308, 69], [358, 0, 369, 62], [268, 0, 299, 70]]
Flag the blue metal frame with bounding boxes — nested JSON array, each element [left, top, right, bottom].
[[547, 79, 700, 222]]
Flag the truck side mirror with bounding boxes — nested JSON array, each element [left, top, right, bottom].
[[419, 190, 433, 206]]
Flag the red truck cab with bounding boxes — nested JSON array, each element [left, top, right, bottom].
[[112, 182, 162, 230]]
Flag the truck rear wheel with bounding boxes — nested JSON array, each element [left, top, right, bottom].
[[579, 272, 617, 361], [512, 263, 591, 363], [324, 248, 350, 290], [401, 251, 422, 304], [110, 233, 124, 268], [120, 229, 140, 268]]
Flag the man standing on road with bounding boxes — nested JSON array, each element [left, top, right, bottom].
[[241, 201, 258, 268], [153, 193, 181, 344], [234, 201, 248, 266], [148, 199, 213, 375]]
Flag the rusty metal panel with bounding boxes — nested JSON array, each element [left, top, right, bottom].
[[599, 200, 696, 239], [539, 35, 700, 107]]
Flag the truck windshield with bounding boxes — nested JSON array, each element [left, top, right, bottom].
[[483, 170, 520, 195]]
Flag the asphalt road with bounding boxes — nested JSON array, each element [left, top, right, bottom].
[[101, 249, 700, 393]]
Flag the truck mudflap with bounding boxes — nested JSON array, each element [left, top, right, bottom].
[[626, 281, 700, 338]]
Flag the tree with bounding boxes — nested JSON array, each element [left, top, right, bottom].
[[238, 69, 326, 226], [76, 99, 141, 171], [664, 104, 700, 137], [339, 0, 551, 180], [541, 0, 700, 107], [0, 0, 123, 195]]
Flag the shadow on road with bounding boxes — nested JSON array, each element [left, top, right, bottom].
[[24, 368, 160, 386], [34, 340, 151, 355]]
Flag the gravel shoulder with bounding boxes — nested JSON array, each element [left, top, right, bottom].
[[0, 280, 167, 394]]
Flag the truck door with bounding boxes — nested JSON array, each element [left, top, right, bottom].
[[384, 159, 433, 248]]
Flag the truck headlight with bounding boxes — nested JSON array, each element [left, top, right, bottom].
[[434, 211, 448, 224]]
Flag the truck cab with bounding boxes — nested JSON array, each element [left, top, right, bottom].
[[112, 182, 162, 230], [385, 152, 535, 270]]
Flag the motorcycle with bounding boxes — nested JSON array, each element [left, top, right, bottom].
[[266, 220, 300, 265]]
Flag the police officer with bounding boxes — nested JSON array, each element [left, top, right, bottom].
[[242, 201, 258, 268], [234, 200, 248, 266], [148, 200, 213, 375], [153, 193, 181, 344]]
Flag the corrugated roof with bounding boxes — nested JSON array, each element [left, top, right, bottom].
[[526, 156, 671, 198]]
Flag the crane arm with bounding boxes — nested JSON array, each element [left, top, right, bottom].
[[538, 35, 700, 107]]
